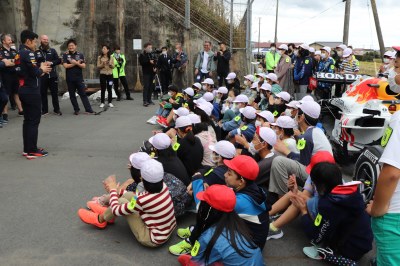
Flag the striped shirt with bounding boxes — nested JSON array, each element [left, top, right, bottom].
[[109, 184, 176, 245], [340, 59, 359, 73]]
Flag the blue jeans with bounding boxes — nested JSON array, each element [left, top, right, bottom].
[[372, 213, 400, 265], [156, 106, 170, 117]]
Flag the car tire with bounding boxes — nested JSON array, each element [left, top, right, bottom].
[[353, 145, 383, 203]]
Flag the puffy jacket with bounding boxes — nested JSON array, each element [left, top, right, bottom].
[[301, 183, 373, 261], [111, 53, 126, 78]]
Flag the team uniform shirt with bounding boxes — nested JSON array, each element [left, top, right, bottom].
[[316, 57, 335, 89], [17, 45, 43, 94], [35, 46, 61, 78], [62, 51, 85, 81], [0, 46, 18, 77], [379, 110, 400, 213], [109, 184, 176, 245], [256, 152, 278, 187], [339, 59, 359, 73]]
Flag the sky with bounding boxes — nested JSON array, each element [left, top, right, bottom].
[[250, 0, 398, 49]]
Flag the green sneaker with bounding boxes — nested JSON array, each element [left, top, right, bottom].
[[177, 227, 191, 239], [169, 240, 192, 256]]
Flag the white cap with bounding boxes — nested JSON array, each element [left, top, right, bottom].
[[244, 74, 255, 82], [266, 73, 278, 83], [209, 140, 236, 159], [278, 44, 288, 51], [260, 83, 272, 91], [251, 82, 258, 89], [321, 46, 331, 54], [258, 127, 277, 146], [391, 51, 397, 59], [271, 116, 297, 129], [129, 152, 151, 169], [226, 72, 236, 80], [239, 106, 257, 119], [256, 73, 266, 78], [183, 87, 194, 97], [342, 48, 352, 58], [276, 91, 291, 102], [314, 50, 322, 56], [384, 51, 393, 57], [193, 82, 202, 90], [201, 78, 214, 85], [308, 47, 315, 53], [300, 43, 309, 50], [193, 98, 206, 105], [149, 133, 171, 150], [296, 100, 321, 119], [197, 103, 212, 116], [217, 86, 228, 94], [202, 92, 214, 102], [175, 116, 192, 128], [173, 107, 190, 117], [233, 94, 249, 103], [256, 110, 275, 123], [300, 95, 314, 103], [188, 113, 201, 124], [286, 100, 299, 109], [141, 159, 164, 183], [336, 44, 347, 50]]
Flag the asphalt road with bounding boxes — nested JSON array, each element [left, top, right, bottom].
[[0, 94, 374, 266]]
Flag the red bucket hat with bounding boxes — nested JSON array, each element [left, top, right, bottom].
[[224, 155, 259, 181], [306, 151, 335, 174], [196, 184, 236, 212]]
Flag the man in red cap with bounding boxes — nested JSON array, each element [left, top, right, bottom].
[[267, 151, 335, 240], [170, 155, 269, 255]]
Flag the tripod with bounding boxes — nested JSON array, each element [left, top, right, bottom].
[[153, 72, 162, 100]]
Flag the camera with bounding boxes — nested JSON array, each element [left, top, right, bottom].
[[148, 48, 162, 63]]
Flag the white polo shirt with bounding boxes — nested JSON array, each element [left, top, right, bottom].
[[379, 110, 400, 213]]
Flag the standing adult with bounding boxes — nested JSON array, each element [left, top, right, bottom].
[[0, 34, 23, 122], [194, 41, 215, 82], [35, 35, 62, 115], [293, 44, 313, 94], [171, 43, 188, 91], [111, 46, 133, 101], [139, 42, 156, 107], [274, 44, 292, 93], [213, 41, 231, 86], [18, 30, 52, 159], [157, 46, 172, 94], [0, 54, 14, 128], [62, 39, 94, 115], [97, 45, 114, 108], [265, 43, 280, 73], [367, 110, 400, 265]]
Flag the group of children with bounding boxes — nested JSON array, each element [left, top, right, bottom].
[[76, 71, 374, 265]]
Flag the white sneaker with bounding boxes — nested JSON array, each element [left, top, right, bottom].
[[99, 103, 105, 108], [109, 103, 114, 108], [146, 116, 157, 125]]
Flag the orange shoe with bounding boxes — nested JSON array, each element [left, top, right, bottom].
[[86, 201, 115, 224], [77, 209, 107, 229]]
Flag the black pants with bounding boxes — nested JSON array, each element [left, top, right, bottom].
[[40, 76, 60, 113], [217, 72, 228, 87], [3, 75, 18, 109], [113, 75, 131, 99], [100, 74, 113, 103], [0, 88, 8, 113], [19, 93, 41, 153], [159, 70, 171, 94], [143, 73, 154, 104], [66, 80, 93, 112]]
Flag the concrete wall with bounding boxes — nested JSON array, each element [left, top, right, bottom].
[[1, 0, 246, 91]]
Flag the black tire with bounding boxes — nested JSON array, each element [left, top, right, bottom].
[[331, 140, 348, 165], [353, 146, 383, 203]]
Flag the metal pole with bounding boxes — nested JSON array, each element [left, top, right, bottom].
[[229, 0, 233, 49], [257, 17, 261, 56], [185, 0, 190, 29], [370, 0, 385, 61], [274, 0, 278, 44], [343, 0, 351, 45]]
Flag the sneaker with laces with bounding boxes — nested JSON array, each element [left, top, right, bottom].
[[54, 111, 62, 116], [169, 240, 192, 256], [2, 113, 8, 123], [99, 103, 105, 108], [108, 103, 114, 108], [87, 201, 115, 224], [26, 149, 48, 160], [77, 209, 107, 229], [267, 225, 283, 240], [177, 227, 192, 239]]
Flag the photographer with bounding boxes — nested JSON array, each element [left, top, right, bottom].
[[171, 43, 188, 90], [213, 41, 231, 86], [111, 46, 133, 101], [139, 42, 156, 107], [157, 47, 172, 94]]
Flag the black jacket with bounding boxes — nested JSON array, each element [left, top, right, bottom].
[[0, 46, 18, 77], [213, 49, 231, 74], [176, 135, 204, 177], [156, 155, 190, 186], [139, 51, 156, 75], [35, 46, 61, 78], [157, 54, 172, 73], [301, 183, 373, 260], [17, 44, 43, 94]]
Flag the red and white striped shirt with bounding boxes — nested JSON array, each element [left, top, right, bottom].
[[109, 184, 176, 245]]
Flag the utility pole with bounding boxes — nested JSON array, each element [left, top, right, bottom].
[[257, 17, 261, 56], [370, 0, 385, 60], [343, 0, 351, 45], [274, 0, 278, 44], [229, 0, 233, 50], [185, 0, 190, 29]]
